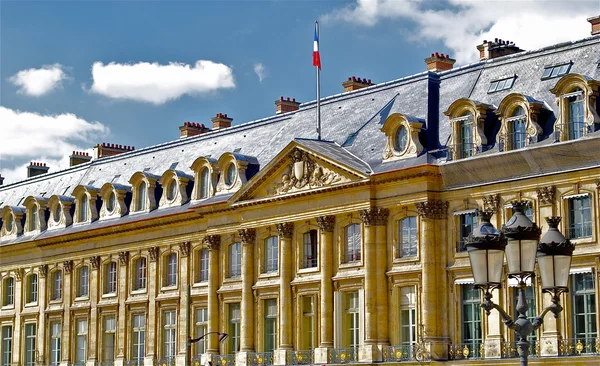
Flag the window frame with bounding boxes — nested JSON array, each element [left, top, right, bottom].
[[198, 248, 209, 283], [570, 272, 597, 342], [162, 310, 177, 359], [457, 211, 478, 252], [2, 277, 14, 307], [104, 261, 118, 295], [195, 308, 208, 355], [263, 298, 277, 352], [26, 273, 38, 304], [133, 257, 147, 292], [164, 253, 178, 288], [51, 270, 63, 301], [343, 223, 362, 264], [301, 230, 318, 269], [24, 323, 36, 366], [102, 315, 117, 362], [460, 284, 482, 347], [263, 236, 279, 274], [566, 194, 593, 241], [131, 313, 146, 364], [1, 325, 12, 366], [398, 216, 418, 258], [228, 303, 241, 354], [77, 266, 90, 298], [75, 318, 88, 365], [49, 322, 61, 366], [228, 242, 242, 278]]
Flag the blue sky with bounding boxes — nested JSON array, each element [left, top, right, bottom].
[[1, 0, 598, 183]]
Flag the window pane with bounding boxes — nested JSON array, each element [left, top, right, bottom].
[[344, 224, 361, 262]]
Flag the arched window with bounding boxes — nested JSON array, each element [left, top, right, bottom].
[[104, 262, 117, 294], [80, 195, 89, 222], [164, 253, 177, 287], [263, 236, 279, 273], [30, 206, 39, 231], [106, 192, 116, 213], [5, 213, 14, 233], [508, 106, 527, 150], [77, 266, 89, 297], [53, 203, 62, 223], [51, 270, 62, 300], [458, 112, 474, 158], [228, 242, 242, 278], [567, 88, 585, 140], [2, 277, 15, 306], [394, 126, 408, 152], [198, 249, 209, 282], [225, 163, 237, 186], [344, 224, 361, 263], [199, 168, 210, 199], [137, 182, 147, 211]]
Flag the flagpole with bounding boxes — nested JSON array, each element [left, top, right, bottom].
[[316, 20, 322, 141]]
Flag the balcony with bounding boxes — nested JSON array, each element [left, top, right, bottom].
[[154, 357, 175, 366], [382, 344, 430, 362], [246, 352, 273, 366], [328, 348, 357, 364], [213, 354, 235, 366], [448, 343, 484, 360], [288, 350, 313, 365], [559, 338, 600, 356]]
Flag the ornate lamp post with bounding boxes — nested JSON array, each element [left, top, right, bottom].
[[464, 203, 575, 366]]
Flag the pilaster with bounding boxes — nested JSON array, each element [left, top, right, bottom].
[[205, 235, 221, 354], [38, 265, 48, 364], [178, 242, 191, 362], [147, 247, 160, 363], [314, 215, 335, 363], [89, 257, 99, 364], [276, 222, 294, 350], [61, 260, 74, 366], [12, 269, 23, 366], [239, 228, 256, 352], [117, 251, 130, 365]]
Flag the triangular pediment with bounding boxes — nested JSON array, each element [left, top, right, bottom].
[[230, 140, 370, 205]]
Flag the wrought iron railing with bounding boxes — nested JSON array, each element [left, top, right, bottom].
[[125, 360, 144, 366], [559, 338, 600, 356], [501, 340, 540, 358], [382, 344, 430, 362], [246, 352, 273, 366], [448, 343, 484, 360], [328, 347, 357, 364], [289, 350, 312, 365], [191, 355, 203, 366], [154, 357, 175, 366], [213, 354, 236, 366]]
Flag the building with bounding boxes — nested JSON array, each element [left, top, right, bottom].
[[1, 15, 600, 366]]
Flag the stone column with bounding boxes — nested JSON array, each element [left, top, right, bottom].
[[38, 265, 48, 364], [358, 208, 388, 363], [416, 200, 450, 361], [177, 243, 191, 366], [117, 252, 130, 366], [146, 247, 160, 366], [61, 260, 74, 366], [88, 256, 100, 366], [375, 216, 390, 346], [12, 269, 23, 366], [314, 215, 335, 364], [274, 222, 294, 366], [237, 228, 256, 366], [205, 235, 221, 354]]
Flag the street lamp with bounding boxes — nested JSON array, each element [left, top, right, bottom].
[[464, 203, 575, 366]]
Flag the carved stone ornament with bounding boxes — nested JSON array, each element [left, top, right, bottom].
[[316, 215, 336, 232], [270, 148, 342, 195], [40, 264, 48, 278], [179, 242, 191, 257], [416, 200, 449, 219], [148, 247, 160, 261], [483, 194, 500, 213], [118, 251, 130, 266], [63, 260, 74, 274], [238, 228, 256, 245], [276, 222, 294, 239], [15, 268, 24, 281], [537, 186, 555, 206], [204, 235, 221, 250], [90, 256, 101, 270], [359, 208, 390, 226]]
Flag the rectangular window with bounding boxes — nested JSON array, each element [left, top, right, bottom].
[[1, 325, 12, 366], [3, 278, 14, 306], [264, 236, 279, 273], [50, 322, 61, 366], [344, 292, 360, 348], [541, 63, 571, 80], [25, 324, 36, 366], [229, 303, 241, 353], [488, 76, 516, 93], [165, 254, 177, 287], [344, 224, 361, 263], [195, 308, 208, 355], [132, 314, 146, 364], [76, 319, 88, 365], [229, 243, 242, 278], [163, 311, 177, 358], [135, 258, 147, 290], [461, 285, 482, 346], [78, 266, 89, 297], [508, 116, 527, 150], [571, 273, 597, 341], [399, 216, 417, 257], [512, 285, 537, 342], [458, 117, 474, 159], [264, 299, 277, 352], [459, 213, 478, 252], [568, 196, 592, 239], [199, 249, 209, 282], [52, 271, 62, 300], [27, 275, 38, 303], [567, 92, 585, 140], [301, 296, 315, 350], [302, 230, 318, 269], [105, 262, 117, 294], [103, 316, 116, 361], [399, 287, 416, 345]]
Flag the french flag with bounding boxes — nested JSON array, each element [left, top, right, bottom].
[[313, 23, 321, 70]]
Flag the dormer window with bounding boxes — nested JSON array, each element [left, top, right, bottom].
[[567, 88, 585, 140], [137, 182, 147, 211], [215, 153, 254, 195], [1, 206, 25, 238], [507, 107, 527, 150], [225, 163, 237, 186], [107, 192, 116, 213], [495, 93, 544, 151], [542, 62, 571, 80], [129, 172, 159, 213], [23, 196, 48, 233], [381, 113, 425, 161], [158, 170, 192, 208], [80, 195, 89, 222], [394, 126, 408, 153], [5, 214, 14, 232], [99, 183, 130, 220], [166, 180, 177, 201], [445, 98, 495, 160], [190, 157, 218, 201], [457, 112, 474, 158], [199, 168, 209, 199], [53, 204, 61, 223], [47, 195, 74, 230]]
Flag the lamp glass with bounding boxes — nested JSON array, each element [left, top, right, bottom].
[[554, 255, 572, 288], [505, 239, 537, 275], [469, 249, 504, 286]]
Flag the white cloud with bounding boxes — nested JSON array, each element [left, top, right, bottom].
[[324, 0, 598, 63], [254, 63, 267, 82], [89, 60, 236, 104], [9, 64, 68, 96], [0, 107, 109, 184]]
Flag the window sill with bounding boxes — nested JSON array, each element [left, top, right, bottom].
[[49, 299, 63, 305], [161, 285, 178, 292], [339, 261, 362, 269], [102, 293, 117, 299], [131, 288, 147, 295], [258, 272, 279, 279], [74, 296, 90, 302], [297, 267, 319, 274], [393, 256, 420, 264], [569, 236, 594, 246], [192, 281, 208, 288], [24, 301, 38, 308], [0, 305, 15, 311], [223, 276, 242, 284]]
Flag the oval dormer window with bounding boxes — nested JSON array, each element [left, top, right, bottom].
[[6, 214, 14, 232], [394, 126, 408, 153], [54, 204, 61, 223], [225, 163, 236, 186], [107, 192, 116, 213], [166, 179, 177, 201]]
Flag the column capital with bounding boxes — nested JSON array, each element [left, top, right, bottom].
[[40, 264, 48, 278], [118, 251, 130, 266], [276, 222, 294, 239], [537, 185, 555, 206], [416, 200, 449, 219], [90, 255, 101, 270], [483, 194, 500, 213], [179, 242, 191, 257], [204, 235, 221, 250], [63, 260, 74, 274], [316, 215, 335, 232], [239, 228, 256, 245], [149, 247, 160, 261], [15, 268, 24, 281], [359, 207, 389, 226]]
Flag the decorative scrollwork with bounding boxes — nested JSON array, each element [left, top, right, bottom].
[[148, 247, 160, 261], [179, 242, 191, 257], [118, 251, 130, 265], [90, 256, 101, 270], [39, 264, 48, 278], [63, 260, 74, 274], [204, 235, 221, 250], [483, 194, 500, 212], [536, 186, 555, 206]]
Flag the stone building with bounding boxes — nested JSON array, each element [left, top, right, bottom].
[[1, 16, 600, 366]]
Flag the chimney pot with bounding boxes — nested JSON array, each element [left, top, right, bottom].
[[280, 96, 284, 101]]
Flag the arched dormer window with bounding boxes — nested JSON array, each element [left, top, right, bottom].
[[158, 170, 193, 208], [444, 98, 496, 160], [47, 195, 73, 230], [99, 183, 131, 220], [215, 153, 258, 195], [72, 185, 100, 224], [550, 74, 600, 141], [0, 206, 25, 239], [190, 157, 218, 201], [380, 113, 425, 162], [23, 196, 48, 233], [495, 93, 545, 151], [129, 172, 159, 213]]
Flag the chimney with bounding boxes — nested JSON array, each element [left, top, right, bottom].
[[477, 39, 523, 61], [424, 52, 456, 72], [275, 96, 300, 114], [70, 151, 92, 167], [179, 122, 210, 138], [342, 76, 374, 93], [93, 143, 135, 159], [0, 174, 4, 186], [27, 162, 49, 178], [588, 15, 600, 36], [211, 113, 233, 130]]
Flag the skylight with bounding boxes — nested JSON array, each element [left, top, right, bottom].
[[541, 62, 572, 80], [488, 76, 516, 93]]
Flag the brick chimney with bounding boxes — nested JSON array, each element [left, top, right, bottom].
[[211, 113, 233, 130], [179, 122, 210, 138], [70, 151, 92, 167], [588, 15, 600, 36], [477, 38, 523, 61], [425, 52, 456, 72], [27, 162, 49, 178], [275, 96, 300, 114], [94, 143, 135, 159], [342, 76, 374, 93]]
